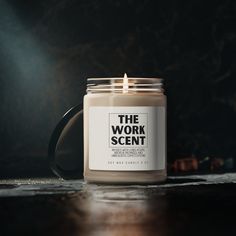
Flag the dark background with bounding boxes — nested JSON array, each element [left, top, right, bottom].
[[0, 0, 235, 178]]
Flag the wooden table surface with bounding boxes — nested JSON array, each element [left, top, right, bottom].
[[0, 174, 236, 236]]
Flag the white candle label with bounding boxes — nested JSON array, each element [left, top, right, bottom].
[[89, 106, 166, 171]]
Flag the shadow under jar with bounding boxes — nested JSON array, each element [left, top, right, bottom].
[[84, 77, 166, 184]]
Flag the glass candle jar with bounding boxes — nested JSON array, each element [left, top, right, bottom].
[[84, 75, 166, 184]]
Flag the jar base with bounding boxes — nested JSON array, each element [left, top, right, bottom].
[[84, 169, 167, 184]]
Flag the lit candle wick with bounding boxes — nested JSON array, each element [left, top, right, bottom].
[[123, 73, 128, 93]]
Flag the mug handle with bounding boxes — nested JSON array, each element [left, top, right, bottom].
[[48, 104, 83, 179]]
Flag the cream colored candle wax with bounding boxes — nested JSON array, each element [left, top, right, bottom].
[[84, 74, 166, 183]]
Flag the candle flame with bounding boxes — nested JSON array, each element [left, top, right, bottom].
[[123, 73, 128, 93]]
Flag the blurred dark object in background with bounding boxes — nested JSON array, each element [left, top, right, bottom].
[[0, 0, 236, 178], [170, 155, 234, 174]]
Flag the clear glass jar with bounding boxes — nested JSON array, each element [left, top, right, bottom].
[[84, 77, 166, 183]]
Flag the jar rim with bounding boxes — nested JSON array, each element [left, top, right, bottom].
[[86, 77, 164, 93], [87, 77, 163, 83]]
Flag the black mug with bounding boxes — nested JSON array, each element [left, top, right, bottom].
[[48, 104, 84, 179]]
